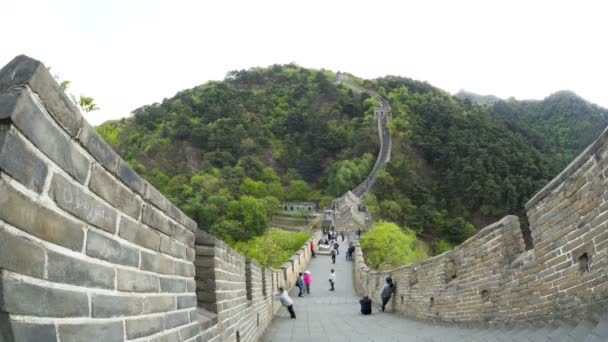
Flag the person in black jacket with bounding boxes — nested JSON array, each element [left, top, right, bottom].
[[380, 277, 394, 312], [360, 296, 372, 315]]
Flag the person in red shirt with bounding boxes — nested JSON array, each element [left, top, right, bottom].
[[310, 241, 316, 258]]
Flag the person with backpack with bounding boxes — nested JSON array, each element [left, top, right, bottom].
[[330, 247, 337, 264], [296, 272, 305, 297], [347, 243, 355, 261], [380, 277, 395, 312], [275, 287, 296, 319], [329, 269, 336, 291], [303, 270, 312, 294]]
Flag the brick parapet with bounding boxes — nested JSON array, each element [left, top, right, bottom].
[[0, 55, 323, 342]]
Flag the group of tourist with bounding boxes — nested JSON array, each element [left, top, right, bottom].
[[359, 277, 395, 315]]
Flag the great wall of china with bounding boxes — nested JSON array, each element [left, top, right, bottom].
[[1, 55, 607, 341]]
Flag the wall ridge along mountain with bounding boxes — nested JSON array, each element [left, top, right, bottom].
[[0, 55, 321, 342]]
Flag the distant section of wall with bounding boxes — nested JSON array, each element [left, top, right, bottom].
[[0, 55, 322, 342], [354, 125, 608, 322], [194, 230, 322, 341]]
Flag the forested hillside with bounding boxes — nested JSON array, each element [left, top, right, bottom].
[[99, 66, 607, 254], [98, 65, 378, 242]]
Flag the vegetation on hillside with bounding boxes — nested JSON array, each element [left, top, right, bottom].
[[99, 65, 377, 245], [232, 228, 311, 268], [98, 65, 607, 257], [360, 221, 429, 270]]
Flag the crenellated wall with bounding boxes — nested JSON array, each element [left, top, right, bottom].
[[0, 55, 321, 342], [354, 125, 608, 323]]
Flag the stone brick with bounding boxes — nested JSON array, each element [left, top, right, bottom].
[[177, 295, 197, 309], [141, 251, 174, 275], [0, 177, 84, 251], [49, 173, 117, 233], [116, 160, 145, 195], [117, 268, 159, 292], [145, 183, 170, 212], [186, 247, 196, 262], [89, 164, 141, 219], [174, 225, 195, 247], [178, 323, 201, 340], [119, 215, 161, 251], [142, 204, 173, 236], [47, 250, 115, 289], [175, 260, 196, 277], [165, 311, 190, 329], [91, 294, 143, 318], [0, 226, 45, 278], [167, 203, 197, 232], [58, 321, 124, 342], [143, 295, 176, 314], [160, 277, 187, 293], [0, 318, 57, 342], [77, 121, 120, 172], [0, 89, 89, 183], [149, 330, 180, 342], [0, 126, 48, 193], [0, 55, 83, 137], [0, 272, 88, 317], [161, 235, 186, 259], [126, 315, 164, 339], [86, 230, 139, 267]]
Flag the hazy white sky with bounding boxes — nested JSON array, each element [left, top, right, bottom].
[[2, 0, 607, 125]]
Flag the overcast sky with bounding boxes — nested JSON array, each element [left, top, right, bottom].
[[2, 0, 607, 125]]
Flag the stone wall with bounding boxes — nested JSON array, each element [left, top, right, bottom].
[[354, 125, 608, 323], [0, 55, 321, 342]]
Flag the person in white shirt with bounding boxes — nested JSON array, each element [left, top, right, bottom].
[[275, 287, 296, 319], [329, 269, 336, 291]]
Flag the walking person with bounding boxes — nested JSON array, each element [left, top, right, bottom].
[[296, 272, 305, 297], [330, 247, 337, 264], [329, 269, 336, 291], [380, 277, 395, 312], [347, 243, 355, 261], [310, 241, 316, 258], [303, 270, 312, 294], [275, 287, 296, 319], [333, 242, 340, 255]]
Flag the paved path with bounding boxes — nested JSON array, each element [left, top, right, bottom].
[[261, 239, 473, 342]]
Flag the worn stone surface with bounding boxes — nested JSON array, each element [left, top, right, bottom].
[[91, 294, 143, 318], [126, 315, 164, 339], [77, 121, 120, 172], [58, 321, 124, 342], [141, 251, 174, 275], [119, 215, 161, 251], [89, 164, 141, 219], [0, 126, 48, 193], [142, 204, 173, 236], [161, 235, 186, 259], [0, 89, 89, 183], [0, 273, 88, 317], [86, 230, 139, 267], [0, 226, 45, 278], [50, 173, 117, 233], [143, 296, 176, 314], [0, 55, 83, 137], [47, 250, 115, 289], [0, 317, 57, 342], [116, 160, 145, 195], [165, 311, 190, 329], [0, 177, 84, 251], [117, 268, 159, 293], [160, 277, 187, 293]]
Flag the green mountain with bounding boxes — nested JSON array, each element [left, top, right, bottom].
[[454, 90, 502, 107], [99, 68, 607, 252]]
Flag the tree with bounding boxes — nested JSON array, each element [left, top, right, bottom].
[[359, 221, 428, 270]]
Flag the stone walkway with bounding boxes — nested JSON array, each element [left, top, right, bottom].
[[261, 239, 473, 342]]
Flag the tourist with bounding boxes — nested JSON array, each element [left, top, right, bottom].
[[275, 287, 296, 319], [357, 229, 361, 237], [347, 243, 355, 261], [360, 296, 372, 315], [330, 247, 337, 264], [380, 277, 394, 312], [296, 272, 305, 297], [310, 241, 316, 258], [341, 232, 345, 241], [329, 269, 336, 291], [333, 242, 340, 255], [303, 270, 312, 294]]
